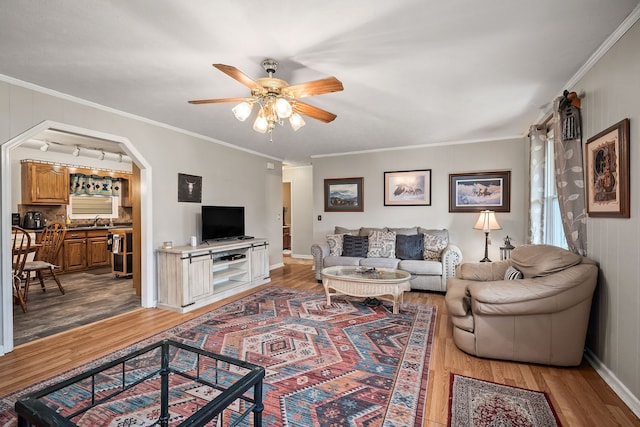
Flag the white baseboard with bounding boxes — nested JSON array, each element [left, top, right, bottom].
[[584, 349, 640, 419], [291, 254, 312, 260]]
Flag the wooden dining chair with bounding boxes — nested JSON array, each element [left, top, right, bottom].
[[11, 226, 31, 312], [23, 221, 67, 301]]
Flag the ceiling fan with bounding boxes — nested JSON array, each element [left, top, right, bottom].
[[189, 59, 343, 138]]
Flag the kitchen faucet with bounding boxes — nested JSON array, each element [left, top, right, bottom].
[[94, 215, 101, 227]]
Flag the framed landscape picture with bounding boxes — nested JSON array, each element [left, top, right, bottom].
[[585, 118, 630, 218], [384, 169, 431, 206], [324, 177, 364, 212], [449, 171, 511, 212]]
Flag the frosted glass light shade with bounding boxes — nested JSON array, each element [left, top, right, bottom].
[[275, 98, 292, 118], [253, 108, 268, 133], [232, 102, 253, 121], [289, 112, 306, 131]]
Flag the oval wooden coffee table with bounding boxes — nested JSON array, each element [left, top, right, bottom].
[[321, 266, 412, 314]]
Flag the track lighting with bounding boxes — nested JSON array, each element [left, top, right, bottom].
[[98, 150, 105, 160], [72, 145, 80, 157], [40, 142, 49, 152]]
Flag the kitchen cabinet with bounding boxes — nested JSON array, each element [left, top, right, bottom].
[[63, 231, 87, 272], [62, 229, 110, 272], [21, 161, 69, 205], [120, 178, 132, 207], [157, 238, 270, 313], [87, 230, 110, 268]]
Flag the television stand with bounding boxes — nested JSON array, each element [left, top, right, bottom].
[[157, 238, 270, 313]]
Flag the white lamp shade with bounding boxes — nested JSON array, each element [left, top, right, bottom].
[[232, 102, 253, 122], [253, 108, 268, 133], [289, 112, 306, 131], [473, 210, 502, 232], [275, 98, 293, 119]]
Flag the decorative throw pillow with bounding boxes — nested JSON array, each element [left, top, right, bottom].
[[395, 234, 424, 260], [423, 231, 449, 261], [334, 226, 360, 235], [342, 235, 369, 257], [504, 265, 524, 280], [326, 234, 344, 256], [367, 230, 397, 258]]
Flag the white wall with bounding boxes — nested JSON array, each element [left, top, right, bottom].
[[311, 138, 528, 263], [283, 165, 313, 258], [0, 80, 283, 352], [572, 18, 640, 412]]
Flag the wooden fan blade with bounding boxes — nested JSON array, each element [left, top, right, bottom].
[[286, 77, 344, 98], [293, 101, 337, 123], [213, 64, 262, 90], [188, 97, 251, 105]]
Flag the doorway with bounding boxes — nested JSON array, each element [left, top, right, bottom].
[[282, 182, 291, 253], [2, 121, 153, 354]]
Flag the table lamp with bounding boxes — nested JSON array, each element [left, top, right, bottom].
[[473, 210, 502, 262]]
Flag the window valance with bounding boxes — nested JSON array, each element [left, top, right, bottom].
[[70, 173, 121, 196]]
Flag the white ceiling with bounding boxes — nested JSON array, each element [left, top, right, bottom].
[[1, 1, 639, 165]]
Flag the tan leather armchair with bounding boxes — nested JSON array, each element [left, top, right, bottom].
[[445, 244, 598, 366]]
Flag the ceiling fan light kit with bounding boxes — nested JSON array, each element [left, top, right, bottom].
[[232, 101, 253, 122], [189, 58, 343, 141]]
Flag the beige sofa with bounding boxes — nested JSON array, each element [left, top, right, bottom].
[[311, 226, 462, 292], [445, 244, 598, 366]]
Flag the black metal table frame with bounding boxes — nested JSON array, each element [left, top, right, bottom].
[[15, 339, 265, 427]]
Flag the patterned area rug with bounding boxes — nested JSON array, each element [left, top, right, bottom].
[[0, 287, 436, 426], [448, 374, 561, 427]]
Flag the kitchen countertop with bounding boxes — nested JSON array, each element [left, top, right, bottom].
[[68, 224, 133, 231], [23, 224, 133, 232]]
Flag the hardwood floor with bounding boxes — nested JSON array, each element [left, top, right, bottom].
[[1, 259, 638, 426]]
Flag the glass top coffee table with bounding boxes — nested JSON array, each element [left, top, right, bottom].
[[321, 266, 412, 314], [15, 339, 265, 427]]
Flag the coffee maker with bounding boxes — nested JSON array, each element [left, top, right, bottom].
[[23, 211, 44, 229]]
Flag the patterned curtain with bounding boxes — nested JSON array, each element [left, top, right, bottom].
[[528, 125, 547, 244], [551, 96, 588, 256], [70, 173, 121, 197]]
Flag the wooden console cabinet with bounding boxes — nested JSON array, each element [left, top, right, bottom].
[[157, 239, 270, 313]]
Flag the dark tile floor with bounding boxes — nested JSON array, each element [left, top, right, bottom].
[[12, 268, 140, 346]]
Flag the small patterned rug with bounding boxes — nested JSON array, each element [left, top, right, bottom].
[[0, 287, 436, 426], [448, 374, 561, 427]]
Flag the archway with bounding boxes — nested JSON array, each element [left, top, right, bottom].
[[1, 121, 154, 354]]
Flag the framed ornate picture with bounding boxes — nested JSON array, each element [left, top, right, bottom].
[[384, 169, 431, 206], [449, 171, 511, 212], [585, 118, 630, 218], [324, 177, 364, 212]]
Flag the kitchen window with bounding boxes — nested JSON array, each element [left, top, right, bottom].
[[68, 195, 119, 219]]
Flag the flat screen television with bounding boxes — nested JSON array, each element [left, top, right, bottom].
[[201, 205, 245, 241]]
